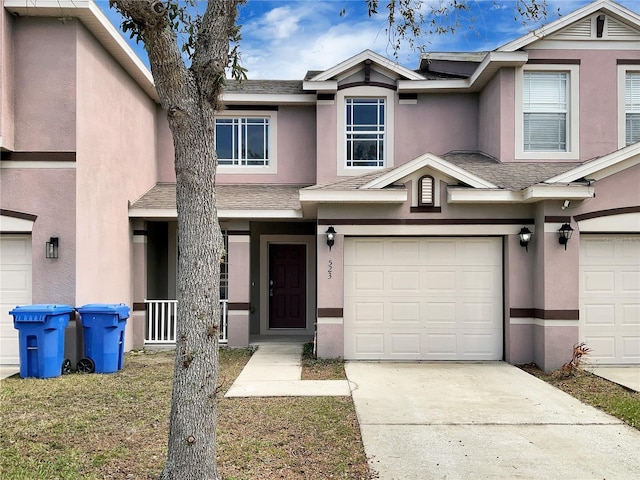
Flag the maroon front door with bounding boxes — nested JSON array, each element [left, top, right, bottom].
[[269, 244, 306, 329]]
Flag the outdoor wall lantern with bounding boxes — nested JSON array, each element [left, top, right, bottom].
[[519, 227, 532, 252], [558, 223, 574, 250], [325, 226, 336, 251], [46, 237, 59, 259]]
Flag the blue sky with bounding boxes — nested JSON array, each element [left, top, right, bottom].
[[96, 0, 640, 79]]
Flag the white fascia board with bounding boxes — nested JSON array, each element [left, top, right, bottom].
[[299, 189, 407, 204], [218, 210, 303, 219], [363, 153, 497, 189], [310, 50, 425, 83], [302, 81, 338, 92], [0, 215, 34, 232], [545, 142, 640, 183], [5, 0, 158, 102], [128, 208, 177, 219], [523, 185, 594, 202], [221, 93, 317, 104], [398, 52, 528, 93], [447, 189, 523, 203], [496, 1, 640, 52], [128, 208, 303, 219]]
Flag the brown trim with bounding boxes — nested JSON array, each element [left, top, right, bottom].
[[228, 302, 250, 311], [510, 308, 535, 318], [0, 209, 38, 221], [132, 230, 147, 236], [338, 82, 397, 91], [226, 230, 250, 236], [544, 216, 571, 223], [318, 218, 534, 226], [224, 105, 278, 111], [399, 93, 418, 101], [317, 93, 335, 101], [0, 151, 76, 162], [410, 207, 442, 213], [318, 308, 343, 317], [527, 59, 581, 65], [133, 302, 147, 311], [574, 206, 640, 222], [617, 60, 640, 65], [510, 308, 579, 320]]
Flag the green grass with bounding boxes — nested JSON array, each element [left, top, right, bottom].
[[0, 348, 371, 480]]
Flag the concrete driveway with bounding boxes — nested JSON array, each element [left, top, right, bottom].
[[345, 362, 640, 480]]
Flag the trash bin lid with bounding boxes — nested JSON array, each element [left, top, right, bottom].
[[10, 304, 75, 322], [77, 303, 130, 320]]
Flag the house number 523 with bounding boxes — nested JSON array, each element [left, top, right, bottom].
[[327, 260, 333, 279]]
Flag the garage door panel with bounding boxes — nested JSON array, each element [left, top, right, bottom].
[[580, 234, 640, 364], [0, 235, 32, 366], [344, 237, 503, 361]]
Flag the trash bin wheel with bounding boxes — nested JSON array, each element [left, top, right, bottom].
[[77, 358, 95, 374], [61, 358, 73, 375]]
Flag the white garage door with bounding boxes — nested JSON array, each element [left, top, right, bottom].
[[580, 234, 640, 365], [0, 235, 32, 365], [344, 237, 503, 360]]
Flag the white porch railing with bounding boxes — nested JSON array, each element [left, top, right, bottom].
[[144, 299, 228, 345]]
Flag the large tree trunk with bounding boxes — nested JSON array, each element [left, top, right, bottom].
[[111, 1, 237, 478]]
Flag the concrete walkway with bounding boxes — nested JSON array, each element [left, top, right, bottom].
[[591, 366, 640, 392], [225, 343, 351, 397], [346, 362, 640, 480]]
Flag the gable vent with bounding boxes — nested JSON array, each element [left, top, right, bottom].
[[607, 17, 640, 38], [553, 18, 592, 39], [419, 175, 434, 206]]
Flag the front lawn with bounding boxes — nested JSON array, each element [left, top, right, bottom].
[[0, 349, 372, 480]]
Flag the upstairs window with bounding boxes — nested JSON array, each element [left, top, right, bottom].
[[523, 72, 568, 152], [215, 117, 270, 167], [626, 72, 640, 145], [345, 98, 385, 167]]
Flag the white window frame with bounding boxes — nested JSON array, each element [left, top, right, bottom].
[[618, 66, 640, 148], [215, 110, 277, 174], [337, 86, 395, 176], [515, 65, 580, 160]]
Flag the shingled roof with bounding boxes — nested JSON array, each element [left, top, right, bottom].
[[130, 184, 307, 212], [223, 80, 305, 95]]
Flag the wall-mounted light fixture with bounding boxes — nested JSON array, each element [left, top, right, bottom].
[[46, 237, 59, 259], [519, 227, 532, 252], [325, 226, 336, 251], [558, 223, 574, 250]]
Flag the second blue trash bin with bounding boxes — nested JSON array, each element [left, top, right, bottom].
[[11, 304, 74, 379], [77, 303, 130, 374]]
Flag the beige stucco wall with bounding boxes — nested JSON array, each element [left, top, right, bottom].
[[0, 167, 76, 305], [0, 6, 15, 149], [75, 23, 157, 323], [12, 17, 76, 151]]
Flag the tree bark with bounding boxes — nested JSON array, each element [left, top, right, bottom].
[[111, 1, 238, 478]]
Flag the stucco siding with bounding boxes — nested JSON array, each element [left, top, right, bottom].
[[75, 23, 157, 310], [13, 17, 76, 152], [0, 167, 76, 305], [525, 49, 640, 161]]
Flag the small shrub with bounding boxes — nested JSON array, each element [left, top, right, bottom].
[[555, 342, 592, 378]]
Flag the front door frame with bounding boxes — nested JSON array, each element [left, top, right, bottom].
[[259, 235, 316, 336]]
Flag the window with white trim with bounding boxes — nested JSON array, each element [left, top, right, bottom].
[[515, 65, 579, 160], [345, 98, 386, 167], [523, 72, 568, 152], [625, 71, 640, 145], [215, 117, 269, 166]]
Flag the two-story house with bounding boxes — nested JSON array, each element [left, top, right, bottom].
[[1, 0, 638, 372]]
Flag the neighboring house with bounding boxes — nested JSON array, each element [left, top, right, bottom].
[[1, 0, 638, 371]]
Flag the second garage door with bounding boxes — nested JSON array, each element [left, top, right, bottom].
[[344, 237, 503, 360]]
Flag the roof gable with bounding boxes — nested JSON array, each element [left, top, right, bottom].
[[497, 0, 640, 52]]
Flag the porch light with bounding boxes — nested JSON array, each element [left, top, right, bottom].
[[519, 227, 532, 252], [325, 226, 336, 251], [46, 237, 59, 259], [558, 223, 574, 250]]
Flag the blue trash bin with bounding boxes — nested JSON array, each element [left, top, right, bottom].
[[77, 304, 130, 374], [10, 304, 74, 379]]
